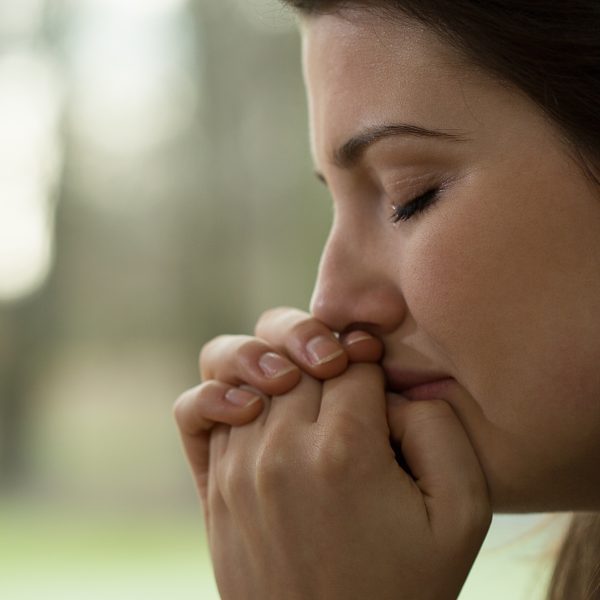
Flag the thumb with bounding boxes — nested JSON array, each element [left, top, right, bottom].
[[386, 393, 491, 533]]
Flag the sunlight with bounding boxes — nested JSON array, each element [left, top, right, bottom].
[[73, 0, 189, 18], [66, 0, 196, 158], [0, 187, 54, 302], [0, 51, 62, 302]]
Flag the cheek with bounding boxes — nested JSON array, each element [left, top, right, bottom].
[[404, 187, 600, 433], [404, 200, 519, 408], [403, 195, 600, 508]]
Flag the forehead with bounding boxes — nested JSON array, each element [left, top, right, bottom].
[[300, 11, 490, 166]]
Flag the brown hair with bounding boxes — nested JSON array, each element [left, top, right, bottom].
[[280, 1, 600, 597], [547, 514, 600, 600]]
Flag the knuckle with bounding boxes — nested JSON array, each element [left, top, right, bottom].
[[310, 424, 359, 480], [172, 381, 221, 431], [254, 433, 291, 493], [346, 361, 383, 381], [453, 506, 492, 553], [428, 398, 453, 414], [460, 486, 492, 534], [472, 501, 492, 533], [407, 399, 454, 427], [234, 337, 263, 363], [254, 306, 286, 336], [334, 412, 368, 443], [172, 391, 187, 425], [200, 334, 260, 380], [207, 474, 223, 512], [217, 458, 250, 501], [288, 317, 314, 340], [172, 386, 199, 428], [254, 306, 307, 338], [441, 478, 491, 546], [198, 335, 230, 377], [199, 334, 228, 360], [314, 448, 353, 483]]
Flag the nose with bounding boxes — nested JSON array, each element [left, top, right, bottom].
[[309, 221, 407, 336]]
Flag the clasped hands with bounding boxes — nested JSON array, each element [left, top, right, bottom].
[[174, 307, 491, 600]]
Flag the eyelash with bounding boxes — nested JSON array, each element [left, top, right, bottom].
[[389, 187, 441, 223]]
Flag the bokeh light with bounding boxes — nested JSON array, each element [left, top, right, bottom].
[[0, 50, 62, 302]]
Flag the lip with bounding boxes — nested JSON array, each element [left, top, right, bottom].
[[400, 378, 455, 400], [383, 367, 454, 400]]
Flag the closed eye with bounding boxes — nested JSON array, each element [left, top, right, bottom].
[[389, 187, 441, 223]]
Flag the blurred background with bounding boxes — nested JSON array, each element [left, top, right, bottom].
[[0, 0, 569, 597]]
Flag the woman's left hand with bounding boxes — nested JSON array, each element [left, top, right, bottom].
[[202, 362, 492, 600]]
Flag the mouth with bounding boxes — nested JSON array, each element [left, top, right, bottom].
[[383, 367, 455, 400]]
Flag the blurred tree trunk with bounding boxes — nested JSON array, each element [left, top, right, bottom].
[[0, 299, 41, 489], [0, 309, 23, 488], [180, 0, 309, 350], [0, 0, 62, 492]]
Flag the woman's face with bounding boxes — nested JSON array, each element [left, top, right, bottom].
[[303, 10, 600, 512]]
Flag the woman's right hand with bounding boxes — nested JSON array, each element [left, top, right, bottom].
[[173, 306, 383, 508]]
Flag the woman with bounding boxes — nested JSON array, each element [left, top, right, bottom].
[[174, 1, 600, 598]]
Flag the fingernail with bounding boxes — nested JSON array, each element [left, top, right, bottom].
[[225, 388, 262, 408], [342, 331, 374, 346], [258, 352, 298, 379], [306, 335, 344, 366]]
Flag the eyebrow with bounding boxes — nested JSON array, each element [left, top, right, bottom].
[[315, 122, 470, 182]]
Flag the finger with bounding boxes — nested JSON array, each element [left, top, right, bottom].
[[386, 394, 491, 535], [200, 335, 302, 395], [209, 422, 231, 482], [339, 330, 384, 363], [173, 381, 264, 498], [239, 384, 272, 426], [207, 423, 230, 528], [206, 423, 232, 529], [226, 385, 274, 456], [318, 363, 389, 435], [254, 307, 350, 379], [263, 371, 322, 426]]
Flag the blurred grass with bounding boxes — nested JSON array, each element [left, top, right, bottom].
[[0, 499, 219, 600]]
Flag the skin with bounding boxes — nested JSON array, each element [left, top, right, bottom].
[[301, 10, 600, 511], [173, 8, 600, 599]]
